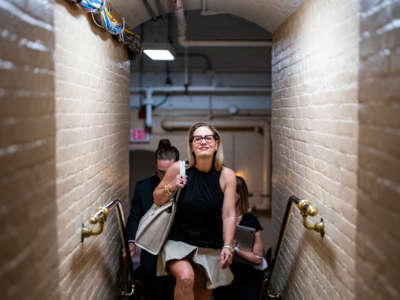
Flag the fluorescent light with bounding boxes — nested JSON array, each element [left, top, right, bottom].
[[142, 42, 176, 61], [143, 49, 175, 61]]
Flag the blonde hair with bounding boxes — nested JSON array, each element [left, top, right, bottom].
[[186, 122, 224, 171], [236, 176, 250, 215]]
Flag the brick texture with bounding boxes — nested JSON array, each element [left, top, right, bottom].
[[271, 1, 359, 299], [0, 0, 130, 299], [54, 1, 130, 299], [357, 1, 400, 299], [0, 0, 59, 299]]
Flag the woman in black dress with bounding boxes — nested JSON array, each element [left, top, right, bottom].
[[153, 122, 236, 300], [214, 176, 266, 300]]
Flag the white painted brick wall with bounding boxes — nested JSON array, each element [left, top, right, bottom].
[[54, 1, 130, 299], [0, 0, 58, 299], [271, 1, 359, 299], [357, 0, 400, 299], [1, 0, 131, 298]]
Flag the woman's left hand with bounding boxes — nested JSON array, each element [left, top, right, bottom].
[[220, 247, 233, 269]]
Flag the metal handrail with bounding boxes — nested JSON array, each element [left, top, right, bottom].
[[81, 199, 136, 297], [261, 196, 325, 299]]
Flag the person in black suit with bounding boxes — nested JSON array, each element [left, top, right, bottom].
[[124, 139, 179, 300]]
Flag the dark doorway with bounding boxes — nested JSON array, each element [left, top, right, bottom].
[[129, 150, 156, 200]]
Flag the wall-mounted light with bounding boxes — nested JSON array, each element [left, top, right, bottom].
[[143, 43, 175, 61]]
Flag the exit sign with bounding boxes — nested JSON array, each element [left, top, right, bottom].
[[130, 128, 150, 143]]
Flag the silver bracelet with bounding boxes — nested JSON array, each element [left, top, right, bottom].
[[223, 245, 235, 254]]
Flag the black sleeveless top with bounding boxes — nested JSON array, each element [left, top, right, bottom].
[[169, 166, 224, 249]]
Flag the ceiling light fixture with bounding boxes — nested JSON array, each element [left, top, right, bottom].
[[143, 43, 176, 61]]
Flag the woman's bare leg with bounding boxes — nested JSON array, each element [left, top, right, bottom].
[[193, 264, 212, 300], [168, 259, 195, 300]]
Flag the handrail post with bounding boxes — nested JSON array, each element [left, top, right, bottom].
[[81, 199, 136, 297], [262, 196, 325, 299]]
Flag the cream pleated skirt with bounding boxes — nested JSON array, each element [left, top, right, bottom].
[[156, 240, 234, 289]]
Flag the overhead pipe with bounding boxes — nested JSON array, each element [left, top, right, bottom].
[[176, 52, 213, 72], [142, 0, 161, 22], [161, 119, 266, 132], [144, 89, 154, 128], [177, 39, 272, 48], [130, 85, 271, 96], [131, 85, 271, 129], [152, 110, 270, 119], [184, 47, 190, 89], [174, 0, 272, 48]]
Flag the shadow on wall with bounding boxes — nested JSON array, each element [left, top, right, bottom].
[[0, 1, 61, 298], [356, 2, 400, 298], [129, 150, 155, 200], [280, 222, 336, 297], [69, 244, 118, 299], [253, 209, 273, 252]]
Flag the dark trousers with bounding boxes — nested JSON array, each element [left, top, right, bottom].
[[213, 274, 262, 300], [142, 275, 175, 300]]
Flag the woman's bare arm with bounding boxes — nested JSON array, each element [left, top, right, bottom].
[[220, 167, 236, 247], [235, 230, 264, 265], [219, 167, 237, 268], [153, 161, 186, 206]]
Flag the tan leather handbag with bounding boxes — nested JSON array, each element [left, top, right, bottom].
[[134, 160, 185, 255]]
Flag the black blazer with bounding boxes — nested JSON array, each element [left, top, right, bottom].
[[126, 175, 160, 278]]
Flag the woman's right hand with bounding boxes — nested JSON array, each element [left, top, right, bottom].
[[154, 161, 186, 206], [175, 174, 187, 189]]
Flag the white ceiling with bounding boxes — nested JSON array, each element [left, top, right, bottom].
[[111, 0, 304, 33]]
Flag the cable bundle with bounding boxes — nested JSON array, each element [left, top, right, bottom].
[[91, 4, 125, 35], [69, 0, 142, 57], [118, 28, 142, 57], [75, 0, 104, 13]]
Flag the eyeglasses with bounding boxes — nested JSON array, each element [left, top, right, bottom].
[[192, 135, 216, 144]]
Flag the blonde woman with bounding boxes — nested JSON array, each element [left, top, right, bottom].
[[153, 122, 236, 300]]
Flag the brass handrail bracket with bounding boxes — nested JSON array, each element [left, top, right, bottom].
[[121, 283, 135, 297], [81, 207, 109, 242], [297, 199, 325, 237]]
